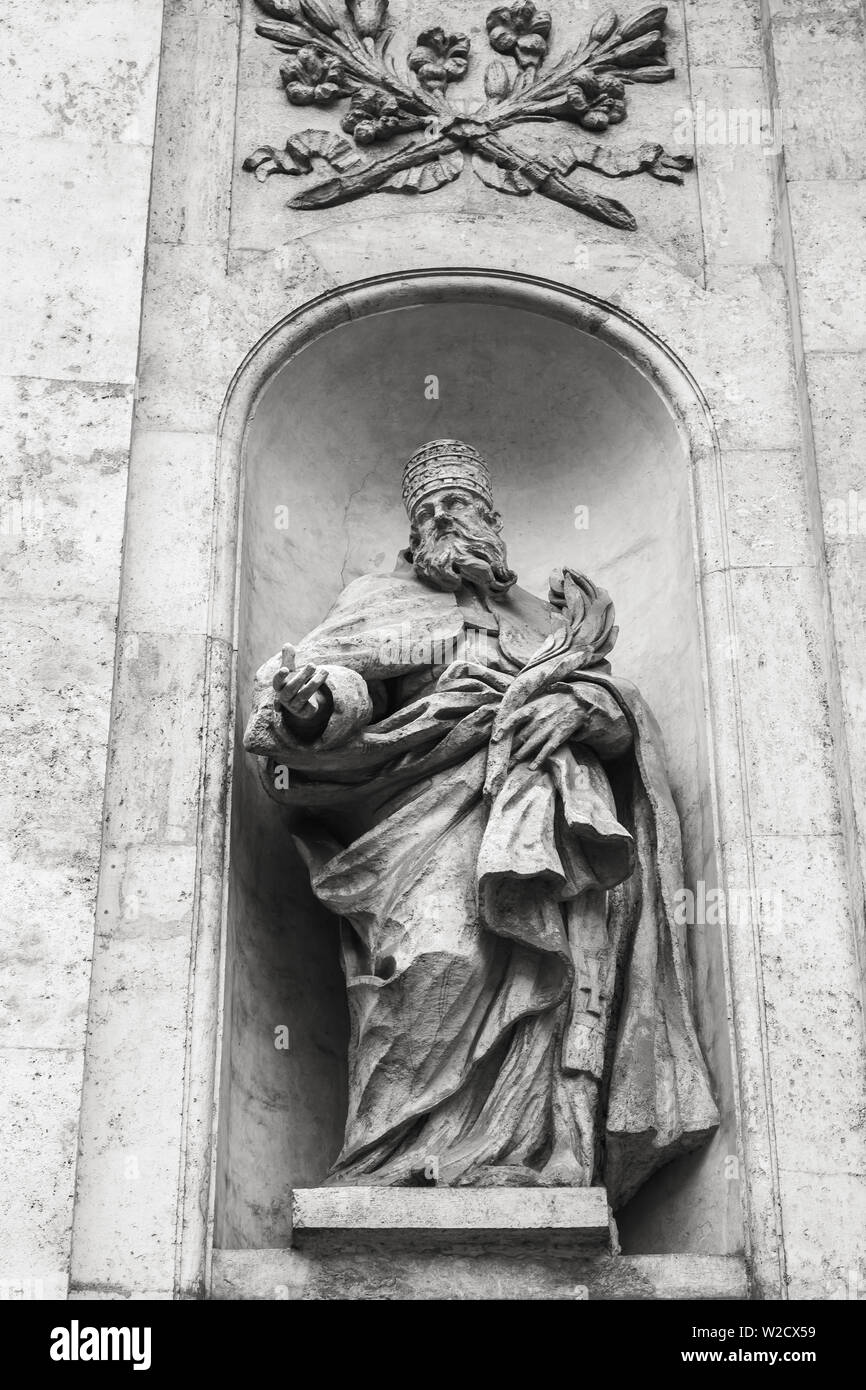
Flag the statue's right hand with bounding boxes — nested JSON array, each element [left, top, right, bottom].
[[273, 643, 330, 721]]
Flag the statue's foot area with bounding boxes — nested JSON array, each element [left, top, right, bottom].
[[537, 1158, 592, 1187], [451, 1164, 546, 1188]]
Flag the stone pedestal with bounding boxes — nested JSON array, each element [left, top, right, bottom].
[[291, 1187, 616, 1253], [212, 1247, 749, 1302]]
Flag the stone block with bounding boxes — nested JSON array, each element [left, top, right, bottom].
[[684, 0, 764, 69], [212, 1246, 749, 1300], [0, 376, 132, 604], [699, 449, 812, 573], [0, 1047, 83, 1291], [0, 137, 154, 383], [121, 431, 218, 635], [770, 1, 866, 180], [726, 565, 840, 836], [0, 0, 162, 145], [788, 181, 866, 353], [690, 66, 777, 268], [291, 1186, 615, 1252]]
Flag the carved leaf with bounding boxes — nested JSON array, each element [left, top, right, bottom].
[[345, 0, 390, 41], [589, 8, 619, 43], [554, 138, 692, 184], [379, 147, 464, 193], [471, 152, 535, 195], [618, 6, 668, 42], [299, 0, 343, 35], [291, 128, 365, 171], [619, 64, 675, 82], [484, 59, 512, 99], [649, 151, 693, 182], [243, 128, 364, 181], [554, 138, 659, 177], [554, 568, 618, 661], [243, 144, 310, 181]]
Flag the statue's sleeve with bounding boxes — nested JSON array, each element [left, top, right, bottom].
[[559, 677, 633, 760], [243, 652, 389, 760], [243, 574, 409, 762]]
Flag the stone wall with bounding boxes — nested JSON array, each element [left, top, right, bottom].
[[760, 0, 866, 1299], [0, 1, 164, 1299]]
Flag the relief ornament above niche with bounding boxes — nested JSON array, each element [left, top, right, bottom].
[[243, 1, 693, 229]]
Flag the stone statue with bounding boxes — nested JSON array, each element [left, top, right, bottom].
[[244, 439, 718, 1207]]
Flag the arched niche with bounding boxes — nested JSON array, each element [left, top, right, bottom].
[[212, 272, 742, 1257]]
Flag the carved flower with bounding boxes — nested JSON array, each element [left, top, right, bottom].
[[408, 27, 470, 91], [486, 2, 552, 69], [280, 45, 348, 104], [564, 70, 627, 130], [341, 86, 422, 143], [345, 0, 389, 40]]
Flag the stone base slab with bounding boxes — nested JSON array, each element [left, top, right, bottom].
[[211, 1248, 749, 1301], [290, 1186, 615, 1253]]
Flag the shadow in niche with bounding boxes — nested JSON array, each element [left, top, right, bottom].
[[214, 299, 742, 1258]]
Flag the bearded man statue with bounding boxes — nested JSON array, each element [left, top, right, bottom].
[[244, 439, 718, 1208]]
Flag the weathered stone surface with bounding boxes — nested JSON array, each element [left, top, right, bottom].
[[770, 0, 866, 180], [609, 261, 801, 450], [0, 0, 161, 1302], [102, 633, 212, 849], [0, 601, 116, 1050], [698, 449, 812, 573], [292, 1186, 614, 1251], [148, 8, 239, 246], [684, 0, 764, 69], [120, 432, 218, 635], [0, 377, 132, 603], [807, 351, 866, 502], [70, 928, 193, 1296], [0, 0, 162, 145], [212, 1247, 749, 1300], [689, 66, 777, 269], [788, 181, 866, 353], [0, 1049, 83, 1296], [0, 137, 155, 382], [777, 1168, 866, 1300], [752, 834, 866, 1178], [726, 566, 840, 836]]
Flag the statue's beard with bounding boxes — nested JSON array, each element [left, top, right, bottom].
[[410, 514, 517, 596]]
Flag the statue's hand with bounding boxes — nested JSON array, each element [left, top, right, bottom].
[[498, 692, 586, 772], [273, 643, 330, 723]]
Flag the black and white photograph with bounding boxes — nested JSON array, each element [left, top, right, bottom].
[[1, 0, 865, 1352]]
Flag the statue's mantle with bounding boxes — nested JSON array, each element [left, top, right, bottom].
[[291, 1186, 616, 1253]]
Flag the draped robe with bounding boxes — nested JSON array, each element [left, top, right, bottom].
[[244, 553, 718, 1208]]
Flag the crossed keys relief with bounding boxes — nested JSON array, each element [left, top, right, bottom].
[[243, 1, 693, 230]]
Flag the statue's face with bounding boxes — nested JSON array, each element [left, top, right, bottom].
[[408, 486, 516, 596], [411, 487, 488, 537]]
